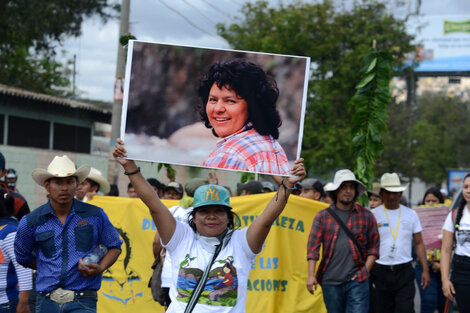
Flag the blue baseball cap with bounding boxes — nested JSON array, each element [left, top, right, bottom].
[[193, 184, 231, 210], [0, 152, 5, 170]]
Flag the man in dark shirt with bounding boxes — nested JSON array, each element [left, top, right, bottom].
[[0, 152, 30, 220], [307, 169, 379, 313]]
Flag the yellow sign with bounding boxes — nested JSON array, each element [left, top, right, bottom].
[[90, 193, 328, 313]]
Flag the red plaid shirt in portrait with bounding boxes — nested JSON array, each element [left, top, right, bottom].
[[201, 123, 290, 175], [307, 203, 379, 283]]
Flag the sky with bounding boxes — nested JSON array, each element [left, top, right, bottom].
[[60, 0, 470, 102]]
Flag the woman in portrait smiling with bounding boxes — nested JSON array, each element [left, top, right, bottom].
[[198, 59, 290, 175]]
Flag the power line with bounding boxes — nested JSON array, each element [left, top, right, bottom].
[[181, 0, 217, 24], [200, 0, 233, 17], [157, 0, 216, 37]]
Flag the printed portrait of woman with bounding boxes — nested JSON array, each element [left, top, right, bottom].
[[198, 59, 289, 175], [122, 41, 309, 175]]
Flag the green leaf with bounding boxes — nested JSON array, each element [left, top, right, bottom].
[[365, 57, 377, 74], [356, 73, 375, 89]]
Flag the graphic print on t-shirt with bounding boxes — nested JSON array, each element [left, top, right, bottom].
[[177, 255, 238, 307], [457, 230, 470, 246]]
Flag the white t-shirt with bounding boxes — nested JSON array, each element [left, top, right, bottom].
[[161, 206, 193, 287], [164, 222, 257, 313], [442, 205, 470, 257], [372, 204, 422, 265]]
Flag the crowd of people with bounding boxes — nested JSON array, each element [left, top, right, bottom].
[[0, 59, 466, 313], [1, 146, 469, 313]]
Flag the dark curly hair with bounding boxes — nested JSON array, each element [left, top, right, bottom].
[[198, 58, 282, 139]]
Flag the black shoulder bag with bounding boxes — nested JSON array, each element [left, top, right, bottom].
[[148, 247, 168, 306], [327, 207, 365, 262], [184, 229, 234, 313]]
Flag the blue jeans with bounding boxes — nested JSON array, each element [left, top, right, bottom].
[[322, 278, 370, 313], [0, 298, 18, 313], [415, 264, 446, 313], [36, 293, 96, 313]]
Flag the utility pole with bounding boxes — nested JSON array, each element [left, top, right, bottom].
[[72, 54, 76, 98], [108, 0, 130, 184]]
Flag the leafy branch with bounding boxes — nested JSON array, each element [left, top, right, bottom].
[[157, 163, 176, 182], [351, 47, 392, 197]]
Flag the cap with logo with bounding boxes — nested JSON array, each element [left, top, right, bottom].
[[193, 184, 231, 210]]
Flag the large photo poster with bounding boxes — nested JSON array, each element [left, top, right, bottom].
[[121, 41, 310, 175]]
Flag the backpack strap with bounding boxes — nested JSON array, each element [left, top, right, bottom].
[[327, 208, 365, 262]]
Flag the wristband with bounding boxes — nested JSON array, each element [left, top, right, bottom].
[[281, 178, 295, 192], [124, 167, 140, 176]]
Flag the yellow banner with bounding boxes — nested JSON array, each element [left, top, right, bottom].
[[90, 193, 328, 313]]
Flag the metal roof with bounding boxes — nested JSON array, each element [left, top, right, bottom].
[[0, 84, 111, 114]]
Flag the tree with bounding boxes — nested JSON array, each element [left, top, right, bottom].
[[0, 0, 119, 96], [378, 91, 470, 185], [217, 0, 415, 178]]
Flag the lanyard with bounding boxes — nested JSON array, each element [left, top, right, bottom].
[[383, 205, 401, 243]]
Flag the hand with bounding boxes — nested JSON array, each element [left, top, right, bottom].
[[16, 294, 30, 313], [285, 158, 306, 187], [207, 171, 218, 185], [113, 138, 138, 171], [432, 262, 440, 272], [421, 270, 430, 289], [16, 302, 29, 313], [306, 275, 318, 295], [442, 278, 455, 300], [85, 191, 97, 201], [78, 259, 103, 277]]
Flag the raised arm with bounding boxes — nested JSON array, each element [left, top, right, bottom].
[[246, 158, 305, 253], [113, 138, 176, 244]]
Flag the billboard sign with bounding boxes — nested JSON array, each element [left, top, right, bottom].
[[408, 15, 470, 73]]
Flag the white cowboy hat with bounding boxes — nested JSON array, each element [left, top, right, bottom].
[[32, 155, 90, 186], [380, 173, 408, 193], [324, 169, 367, 197], [367, 182, 382, 198], [87, 167, 110, 194]]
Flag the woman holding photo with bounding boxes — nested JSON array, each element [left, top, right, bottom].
[[113, 138, 305, 313], [198, 59, 290, 175]]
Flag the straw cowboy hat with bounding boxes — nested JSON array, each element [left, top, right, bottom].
[[87, 167, 110, 194], [367, 182, 382, 198], [32, 155, 90, 186], [324, 169, 367, 197], [380, 173, 408, 193]]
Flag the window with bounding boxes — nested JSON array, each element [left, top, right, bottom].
[[53, 123, 91, 153], [8, 116, 49, 148]]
